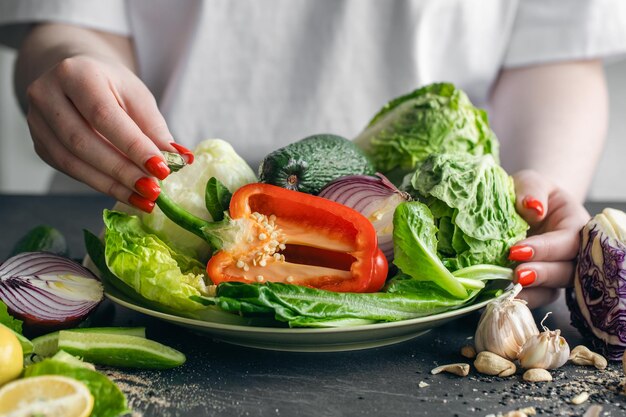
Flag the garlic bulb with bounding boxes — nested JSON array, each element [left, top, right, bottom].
[[518, 313, 570, 370], [474, 284, 539, 360]]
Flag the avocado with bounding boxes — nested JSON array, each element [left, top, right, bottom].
[[258, 134, 376, 194]]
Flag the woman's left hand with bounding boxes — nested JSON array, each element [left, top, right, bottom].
[[509, 170, 591, 308]]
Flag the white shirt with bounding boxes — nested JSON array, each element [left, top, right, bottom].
[[1, 0, 626, 172]]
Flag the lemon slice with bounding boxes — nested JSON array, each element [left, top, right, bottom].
[[0, 375, 94, 417]]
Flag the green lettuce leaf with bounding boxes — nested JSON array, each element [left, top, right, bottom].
[[103, 209, 209, 312], [410, 153, 528, 269], [0, 300, 22, 334], [392, 201, 467, 298], [192, 281, 481, 327], [354, 83, 499, 181], [24, 352, 128, 417]]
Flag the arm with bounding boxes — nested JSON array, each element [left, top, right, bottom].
[[489, 61, 606, 306], [489, 60, 608, 202], [13, 23, 188, 212]]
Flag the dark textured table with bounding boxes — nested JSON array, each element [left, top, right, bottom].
[[1, 195, 625, 417]]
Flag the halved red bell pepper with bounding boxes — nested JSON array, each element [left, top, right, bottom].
[[157, 182, 388, 293]]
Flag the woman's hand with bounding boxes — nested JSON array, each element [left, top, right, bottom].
[[25, 54, 193, 212], [16, 24, 195, 213], [509, 170, 591, 308]]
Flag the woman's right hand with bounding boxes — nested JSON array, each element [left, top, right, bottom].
[[24, 53, 193, 213]]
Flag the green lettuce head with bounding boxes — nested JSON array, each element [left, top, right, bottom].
[[408, 153, 528, 270], [354, 83, 498, 183]]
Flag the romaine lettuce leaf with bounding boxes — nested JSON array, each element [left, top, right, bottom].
[[193, 281, 480, 327], [392, 201, 467, 298], [410, 153, 528, 269], [103, 209, 210, 312]]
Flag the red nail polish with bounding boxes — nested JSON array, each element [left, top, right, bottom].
[[509, 245, 534, 262], [170, 142, 195, 164], [523, 196, 544, 217], [134, 177, 161, 201], [129, 193, 155, 213], [145, 156, 170, 180], [517, 269, 537, 286]]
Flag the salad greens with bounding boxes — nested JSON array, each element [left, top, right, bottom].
[[193, 264, 512, 328], [0, 299, 22, 334], [354, 83, 499, 183], [408, 153, 528, 270], [392, 201, 466, 298], [103, 210, 210, 312], [24, 351, 129, 417]]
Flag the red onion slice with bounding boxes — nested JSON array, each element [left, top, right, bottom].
[[0, 252, 104, 329], [318, 174, 410, 261]]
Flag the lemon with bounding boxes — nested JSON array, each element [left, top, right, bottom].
[[0, 375, 94, 417], [0, 325, 22, 386]]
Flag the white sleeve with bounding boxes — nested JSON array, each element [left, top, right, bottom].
[[503, 0, 626, 67], [0, 0, 130, 48]]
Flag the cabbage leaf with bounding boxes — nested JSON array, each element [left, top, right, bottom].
[[354, 83, 498, 182]]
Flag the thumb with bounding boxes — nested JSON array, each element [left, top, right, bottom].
[[512, 170, 551, 228]]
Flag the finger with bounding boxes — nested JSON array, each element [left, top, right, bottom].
[[32, 87, 161, 202], [27, 108, 155, 213], [57, 63, 171, 180], [513, 261, 575, 288], [512, 170, 551, 227], [111, 74, 195, 164], [509, 229, 580, 263], [517, 287, 561, 309]]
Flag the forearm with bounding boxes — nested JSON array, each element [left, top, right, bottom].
[[14, 23, 136, 112], [489, 61, 608, 202]]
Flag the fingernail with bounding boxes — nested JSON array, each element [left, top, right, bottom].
[[145, 156, 170, 180], [134, 177, 161, 201], [523, 196, 544, 217], [170, 142, 195, 164], [517, 269, 537, 286], [129, 193, 155, 213], [509, 245, 534, 262]]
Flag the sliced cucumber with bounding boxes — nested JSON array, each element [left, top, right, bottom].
[[58, 331, 185, 369], [32, 327, 146, 358]]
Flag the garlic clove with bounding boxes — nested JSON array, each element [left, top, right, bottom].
[[474, 351, 516, 377]]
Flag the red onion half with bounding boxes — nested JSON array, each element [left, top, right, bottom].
[[0, 252, 104, 329], [318, 174, 410, 260]]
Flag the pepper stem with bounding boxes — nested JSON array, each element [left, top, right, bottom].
[[155, 190, 210, 240]]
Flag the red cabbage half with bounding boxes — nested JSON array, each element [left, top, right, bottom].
[[566, 208, 626, 360]]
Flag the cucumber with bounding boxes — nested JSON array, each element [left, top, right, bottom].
[[58, 331, 186, 369], [258, 134, 376, 195], [9, 225, 69, 257], [32, 327, 146, 359]]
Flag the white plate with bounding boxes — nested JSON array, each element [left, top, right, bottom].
[[92, 253, 511, 352]]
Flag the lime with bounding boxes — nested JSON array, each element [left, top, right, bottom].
[[32, 326, 146, 358], [58, 331, 185, 369], [0, 325, 22, 386], [0, 375, 93, 417]]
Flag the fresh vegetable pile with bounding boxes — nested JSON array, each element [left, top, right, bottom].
[[86, 84, 528, 328]]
